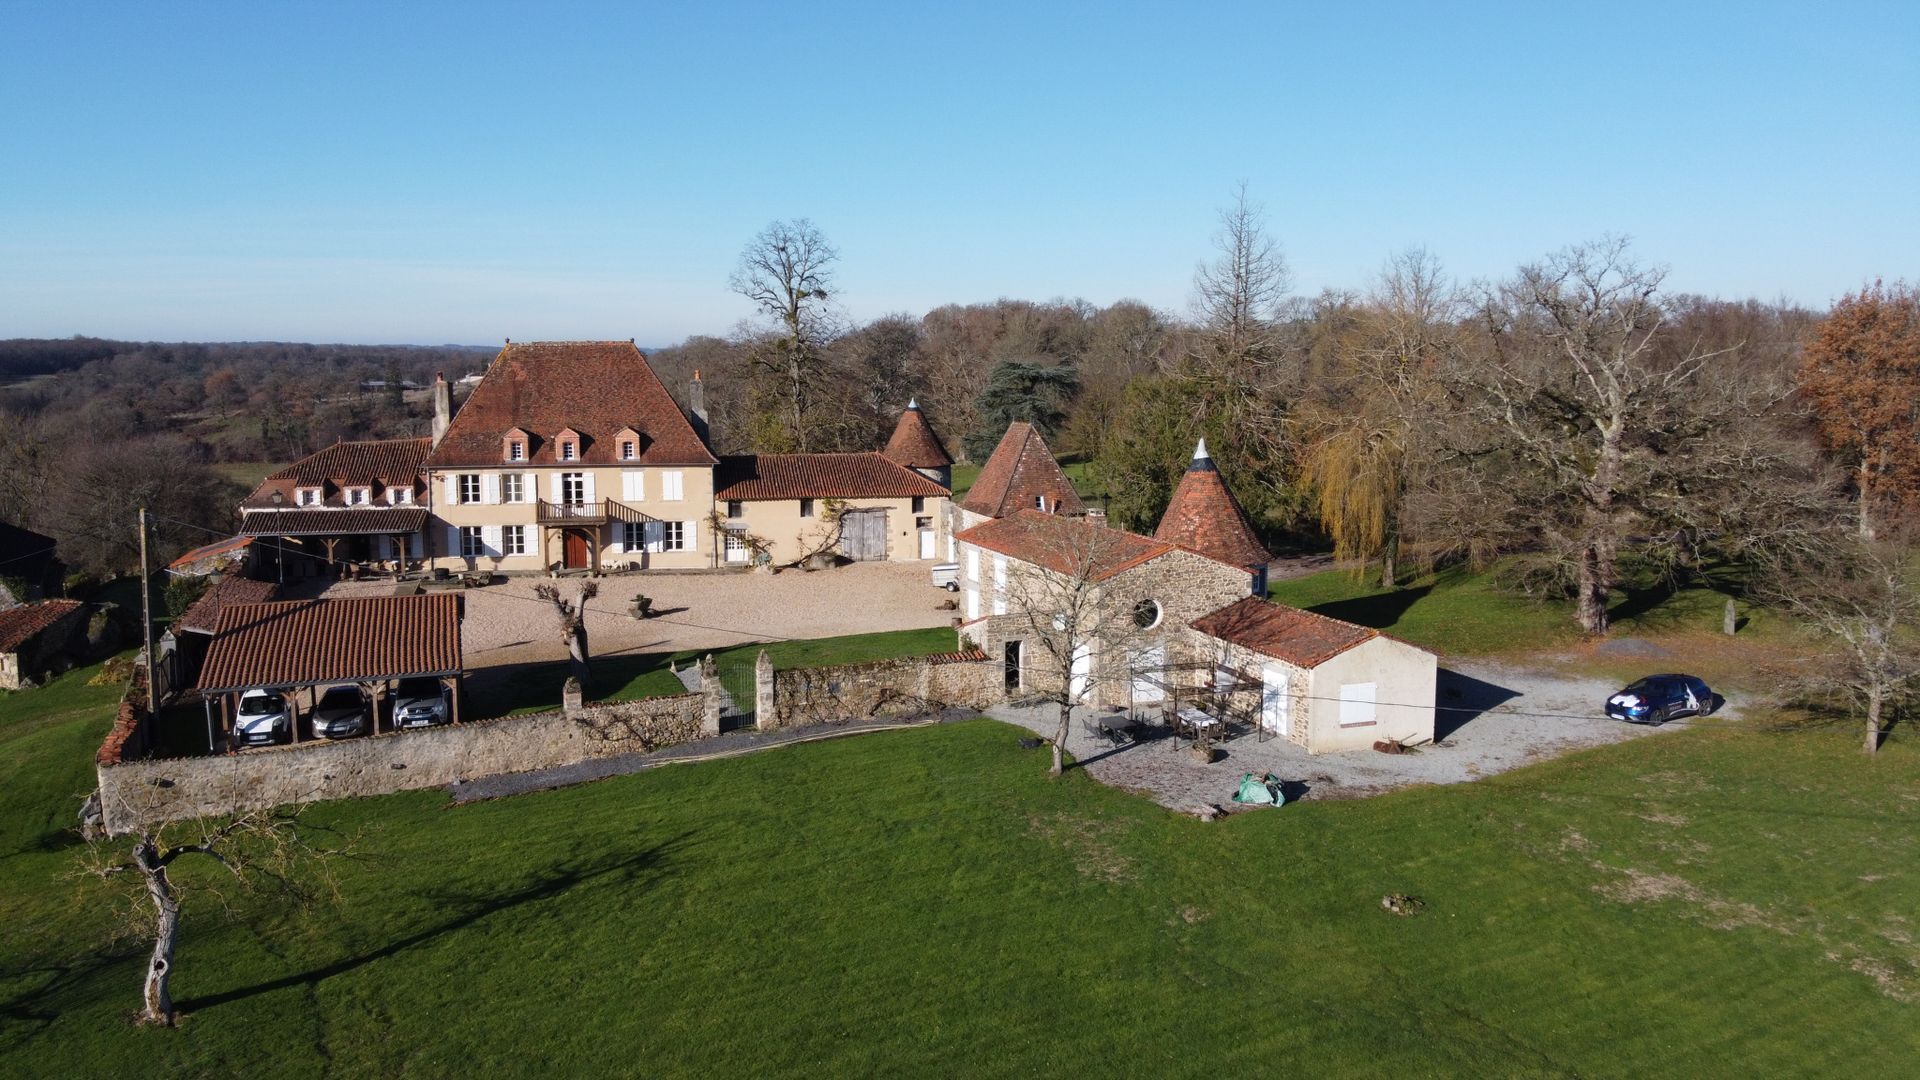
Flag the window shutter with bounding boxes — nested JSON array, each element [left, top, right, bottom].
[[410, 533, 423, 558], [482, 474, 499, 505], [682, 520, 697, 552], [609, 524, 625, 554], [622, 470, 643, 501], [481, 525, 502, 558], [443, 475, 459, 504], [583, 472, 597, 502], [522, 472, 536, 503], [664, 471, 683, 501], [444, 523, 461, 558], [642, 521, 663, 552]]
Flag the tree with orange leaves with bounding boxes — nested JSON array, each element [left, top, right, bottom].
[[1800, 281, 1920, 540]]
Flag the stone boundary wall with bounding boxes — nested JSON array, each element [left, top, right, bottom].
[[764, 652, 1002, 729], [96, 669, 150, 766], [96, 692, 703, 835]]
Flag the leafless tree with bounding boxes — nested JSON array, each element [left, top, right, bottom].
[[1763, 538, 1920, 755], [534, 580, 599, 686], [729, 219, 842, 451], [1192, 182, 1289, 368], [1444, 237, 1824, 634], [992, 519, 1156, 775], [83, 790, 346, 1026]]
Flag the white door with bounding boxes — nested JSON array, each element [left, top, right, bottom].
[[1069, 641, 1092, 703], [561, 472, 586, 505], [724, 532, 749, 564], [918, 529, 935, 559], [1261, 664, 1290, 738], [1339, 682, 1377, 727], [1131, 646, 1165, 707]]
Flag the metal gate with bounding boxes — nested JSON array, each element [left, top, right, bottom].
[[840, 509, 888, 561], [712, 652, 757, 732]]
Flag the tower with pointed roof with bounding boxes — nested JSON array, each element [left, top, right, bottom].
[[881, 399, 953, 488], [1154, 439, 1271, 595], [957, 422, 1084, 528]]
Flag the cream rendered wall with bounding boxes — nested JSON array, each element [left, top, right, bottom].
[[1303, 635, 1437, 753], [729, 496, 947, 565], [425, 464, 716, 572]]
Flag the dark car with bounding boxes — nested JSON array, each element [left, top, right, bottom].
[[1606, 674, 1715, 725], [392, 678, 450, 729], [312, 686, 369, 740]]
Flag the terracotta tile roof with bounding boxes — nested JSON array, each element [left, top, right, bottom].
[[198, 593, 462, 691], [959, 422, 1084, 518], [714, 453, 949, 501], [881, 401, 953, 469], [1154, 441, 1270, 570], [427, 341, 716, 468], [955, 511, 1173, 582], [239, 507, 429, 536], [1190, 596, 1384, 668], [168, 535, 254, 572], [244, 439, 428, 509], [926, 647, 989, 664], [175, 577, 280, 635], [0, 599, 83, 653]]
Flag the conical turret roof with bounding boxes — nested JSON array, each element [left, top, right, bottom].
[[1154, 439, 1270, 570], [960, 422, 1084, 518], [881, 399, 953, 469]]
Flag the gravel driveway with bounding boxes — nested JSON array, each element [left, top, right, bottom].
[[314, 561, 957, 669], [989, 659, 1746, 815]]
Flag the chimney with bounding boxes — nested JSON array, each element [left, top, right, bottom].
[[688, 369, 710, 448], [431, 371, 452, 448], [1086, 507, 1108, 528]]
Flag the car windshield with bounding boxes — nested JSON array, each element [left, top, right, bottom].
[[318, 689, 359, 709], [1621, 680, 1656, 696], [396, 680, 440, 698], [239, 692, 285, 713]]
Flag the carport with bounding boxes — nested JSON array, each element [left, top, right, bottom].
[[197, 593, 464, 753]]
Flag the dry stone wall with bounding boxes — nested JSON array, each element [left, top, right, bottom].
[[97, 693, 703, 834], [764, 653, 1000, 729]]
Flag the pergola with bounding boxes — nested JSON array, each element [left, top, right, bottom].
[[1129, 657, 1267, 743], [197, 593, 464, 752], [238, 504, 430, 578]]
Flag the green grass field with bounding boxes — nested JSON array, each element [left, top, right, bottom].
[[473, 626, 961, 719], [2, 651, 1915, 1076]]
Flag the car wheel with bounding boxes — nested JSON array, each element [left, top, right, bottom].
[[945, 582, 959, 592]]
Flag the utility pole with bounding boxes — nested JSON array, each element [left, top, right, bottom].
[[138, 506, 156, 717]]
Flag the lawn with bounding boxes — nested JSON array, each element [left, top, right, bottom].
[[2, 675, 1915, 1076], [1270, 561, 1773, 656], [472, 626, 962, 719]]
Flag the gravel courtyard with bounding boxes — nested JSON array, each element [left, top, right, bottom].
[[989, 658, 1746, 815], [314, 561, 958, 669]]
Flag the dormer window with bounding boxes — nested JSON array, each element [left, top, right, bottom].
[[620, 440, 636, 461], [502, 427, 530, 463], [555, 427, 582, 462], [508, 441, 525, 461], [614, 427, 642, 461], [296, 487, 322, 506], [1034, 495, 1048, 511], [344, 487, 372, 506], [387, 486, 414, 506], [561, 442, 577, 461]]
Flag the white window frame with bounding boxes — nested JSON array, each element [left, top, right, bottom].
[[560, 439, 578, 462], [344, 487, 371, 506], [459, 474, 482, 505], [664, 520, 689, 551], [560, 472, 587, 506], [297, 487, 322, 506], [502, 524, 527, 557], [662, 470, 684, 502], [1034, 495, 1047, 510], [620, 440, 637, 461], [501, 473, 525, 504], [386, 485, 413, 505], [799, 498, 814, 518], [458, 526, 484, 559], [508, 440, 525, 462]]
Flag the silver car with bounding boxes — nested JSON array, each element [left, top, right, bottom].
[[392, 678, 450, 729], [312, 686, 370, 739]]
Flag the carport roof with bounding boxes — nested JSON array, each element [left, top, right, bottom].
[[198, 593, 462, 692]]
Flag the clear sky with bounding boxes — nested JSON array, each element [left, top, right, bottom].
[[2, 1, 1914, 345]]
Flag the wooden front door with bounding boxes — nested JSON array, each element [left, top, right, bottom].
[[563, 530, 591, 570]]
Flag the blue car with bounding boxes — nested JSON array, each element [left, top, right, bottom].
[[1606, 674, 1715, 725]]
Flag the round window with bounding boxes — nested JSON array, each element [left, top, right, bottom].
[[1133, 598, 1162, 630]]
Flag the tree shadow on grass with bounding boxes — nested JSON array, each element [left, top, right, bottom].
[[1304, 584, 1434, 632], [174, 832, 691, 1015], [1435, 668, 1521, 740]]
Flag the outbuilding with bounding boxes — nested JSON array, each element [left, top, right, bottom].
[[197, 593, 464, 751]]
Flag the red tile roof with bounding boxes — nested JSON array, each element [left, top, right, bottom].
[[238, 508, 429, 536], [1155, 442, 1270, 570], [168, 535, 254, 572], [428, 341, 716, 468], [882, 401, 953, 469], [198, 593, 463, 691], [955, 511, 1173, 582], [959, 422, 1084, 518], [243, 439, 428, 509], [0, 600, 83, 653], [1190, 596, 1384, 668], [714, 453, 949, 501], [175, 577, 280, 635]]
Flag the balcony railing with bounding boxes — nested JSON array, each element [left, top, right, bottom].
[[535, 499, 654, 526]]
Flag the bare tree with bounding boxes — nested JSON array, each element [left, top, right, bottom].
[[729, 219, 842, 451], [1192, 182, 1290, 368], [1765, 539, 1920, 755], [1445, 237, 1826, 634], [84, 793, 345, 1026], [992, 519, 1156, 775], [534, 580, 599, 687]]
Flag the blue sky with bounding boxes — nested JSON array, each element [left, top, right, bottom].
[[2, 1, 1914, 345]]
